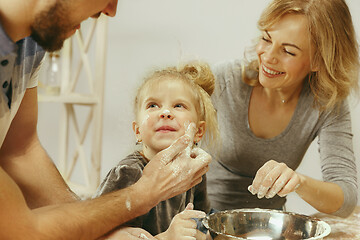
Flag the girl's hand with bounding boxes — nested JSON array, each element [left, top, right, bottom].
[[248, 160, 301, 199], [99, 227, 155, 240], [156, 203, 206, 240]]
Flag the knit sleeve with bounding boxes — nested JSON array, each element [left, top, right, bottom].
[[93, 154, 146, 228], [193, 174, 211, 213], [93, 162, 143, 197], [318, 100, 358, 217]]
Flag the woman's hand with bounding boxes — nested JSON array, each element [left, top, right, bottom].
[[248, 160, 301, 199], [156, 203, 206, 240]]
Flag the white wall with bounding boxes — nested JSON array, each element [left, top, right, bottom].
[[38, 0, 360, 215]]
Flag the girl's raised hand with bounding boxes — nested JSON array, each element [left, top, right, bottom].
[[156, 203, 206, 240], [99, 227, 156, 240]]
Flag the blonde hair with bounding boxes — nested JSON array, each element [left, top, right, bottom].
[[243, 0, 359, 110], [134, 61, 219, 147]]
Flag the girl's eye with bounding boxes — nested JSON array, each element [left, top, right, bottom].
[[147, 103, 159, 109], [174, 103, 185, 108]]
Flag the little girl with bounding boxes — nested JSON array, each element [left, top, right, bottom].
[[94, 61, 219, 239]]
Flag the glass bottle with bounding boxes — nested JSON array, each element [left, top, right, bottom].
[[45, 52, 61, 95]]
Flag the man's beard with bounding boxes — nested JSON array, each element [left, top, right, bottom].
[[30, 2, 73, 52]]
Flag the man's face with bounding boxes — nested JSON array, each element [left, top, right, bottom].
[[30, 1, 72, 52], [30, 0, 118, 52]]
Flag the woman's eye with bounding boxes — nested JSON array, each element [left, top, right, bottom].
[[261, 37, 271, 43], [284, 48, 296, 56]]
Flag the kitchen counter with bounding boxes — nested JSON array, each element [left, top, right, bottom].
[[312, 206, 360, 239]]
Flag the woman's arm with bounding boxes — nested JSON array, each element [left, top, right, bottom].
[[315, 100, 358, 216], [249, 160, 345, 214], [249, 101, 357, 217], [295, 174, 344, 213]]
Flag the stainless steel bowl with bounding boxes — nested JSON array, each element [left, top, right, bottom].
[[202, 208, 331, 240]]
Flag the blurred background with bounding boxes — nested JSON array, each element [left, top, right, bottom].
[[37, 0, 360, 216]]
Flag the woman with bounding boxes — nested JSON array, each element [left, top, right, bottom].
[[207, 0, 359, 218]]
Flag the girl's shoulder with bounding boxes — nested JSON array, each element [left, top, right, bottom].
[[119, 151, 147, 167]]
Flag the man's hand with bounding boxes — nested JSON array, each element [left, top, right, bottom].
[[138, 122, 212, 206]]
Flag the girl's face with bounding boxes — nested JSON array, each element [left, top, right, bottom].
[[256, 14, 316, 90], [133, 78, 205, 159]]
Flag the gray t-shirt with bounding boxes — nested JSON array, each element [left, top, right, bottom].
[[94, 151, 210, 236], [207, 59, 357, 217]]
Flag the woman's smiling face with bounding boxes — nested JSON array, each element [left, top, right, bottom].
[[256, 14, 316, 90]]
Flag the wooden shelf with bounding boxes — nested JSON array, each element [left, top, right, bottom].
[[38, 16, 108, 197], [38, 93, 98, 105]]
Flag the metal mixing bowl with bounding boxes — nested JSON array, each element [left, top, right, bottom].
[[202, 208, 331, 240]]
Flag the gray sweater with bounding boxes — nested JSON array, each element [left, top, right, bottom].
[[94, 151, 210, 236], [207, 59, 357, 217]]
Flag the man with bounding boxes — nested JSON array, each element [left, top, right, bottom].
[[0, 0, 211, 239]]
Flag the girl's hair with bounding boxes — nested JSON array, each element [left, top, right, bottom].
[[134, 61, 219, 147], [243, 0, 359, 110]]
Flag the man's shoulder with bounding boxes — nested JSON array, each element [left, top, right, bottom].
[[16, 37, 45, 58], [14, 37, 45, 74]]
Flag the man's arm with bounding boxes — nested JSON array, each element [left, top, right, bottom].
[[0, 165, 166, 240], [0, 88, 211, 239], [0, 87, 79, 208], [0, 128, 210, 240]]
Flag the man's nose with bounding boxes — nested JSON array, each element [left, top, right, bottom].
[[91, 0, 118, 18], [102, 0, 118, 17]]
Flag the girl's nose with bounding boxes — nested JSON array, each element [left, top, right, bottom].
[[160, 110, 174, 120]]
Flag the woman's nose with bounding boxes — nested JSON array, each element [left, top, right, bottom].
[[160, 110, 174, 120], [263, 48, 278, 64]]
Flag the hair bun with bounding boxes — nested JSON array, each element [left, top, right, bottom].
[[179, 62, 215, 96]]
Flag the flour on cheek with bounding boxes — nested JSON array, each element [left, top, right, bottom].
[[141, 114, 150, 127]]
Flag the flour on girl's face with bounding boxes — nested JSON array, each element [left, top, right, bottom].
[[141, 114, 150, 127], [183, 121, 191, 132], [162, 109, 170, 115]]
